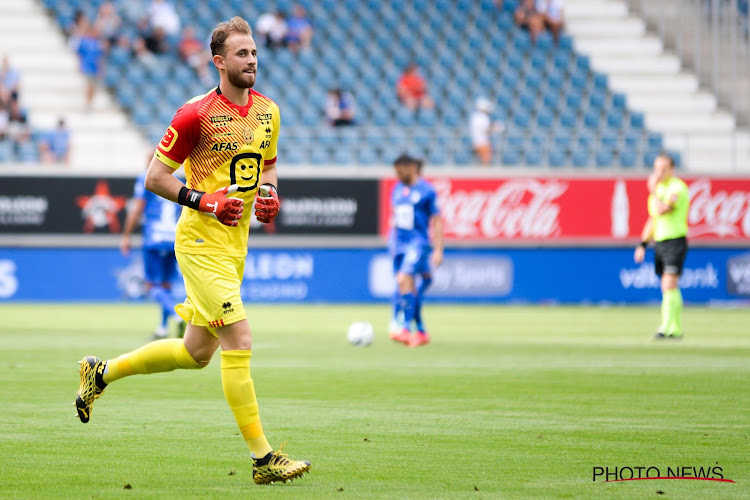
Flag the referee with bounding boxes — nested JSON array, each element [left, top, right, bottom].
[[634, 154, 689, 340]]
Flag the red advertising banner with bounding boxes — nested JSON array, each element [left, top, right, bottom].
[[379, 176, 750, 243]]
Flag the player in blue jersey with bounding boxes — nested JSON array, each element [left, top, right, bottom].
[[121, 164, 184, 339], [388, 154, 444, 348]]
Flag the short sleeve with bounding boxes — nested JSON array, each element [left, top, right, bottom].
[[154, 103, 200, 169], [426, 186, 440, 216]]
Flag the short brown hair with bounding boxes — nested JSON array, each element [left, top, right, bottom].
[[210, 16, 252, 56]]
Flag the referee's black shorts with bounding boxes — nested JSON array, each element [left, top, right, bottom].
[[654, 236, 688, 276]]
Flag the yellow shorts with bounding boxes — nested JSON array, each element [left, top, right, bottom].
[[175, 252, 247, 336]]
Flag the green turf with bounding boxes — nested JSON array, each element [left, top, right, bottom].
[[0, 303, 748, 499]]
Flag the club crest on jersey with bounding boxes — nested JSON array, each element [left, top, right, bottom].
[[243, 127, 254, 144], [211, 142, 239, 152]]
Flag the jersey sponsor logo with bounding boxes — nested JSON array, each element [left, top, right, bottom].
[[256, 113, 272, 123], [259, 140, 270, 149], [160, 126, 178, 152], [210, 115, 233, 124], [210, 142, 239, 152], [243, 127, 254, 144], [211, 132, 234, 139]]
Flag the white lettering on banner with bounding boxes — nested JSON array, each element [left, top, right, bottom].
[[0, 196, 49, 226], [433, 178, 567, 238], [0, 260, 19, 298], [244, 282, 308, 300], [244, 253, 314, 280], [727, 254, 750, 296], [368, 254, 513, 297], [619, 262, 719, 289], [688, 179, 750, 237], [281, 197, 357, 227]]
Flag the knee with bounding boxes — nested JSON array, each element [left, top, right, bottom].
[[185, 345, 214, 368]]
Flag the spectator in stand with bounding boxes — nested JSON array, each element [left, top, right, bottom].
[[396, 63, 434, 110], [514, 0, 545, 44], [325, 88, 356, 126], [6, 99, 29, 142], [0, 56, 21, 105], [40, 118, 71, 164], [179, 26, 212, 85], [537, 0, 565, 44], [67, 10, 88, 50], [285, 4, 313, 52], [147, 0, 181, 37], [133, 37, 159, 69], [75, 23, 104, 111], [144, 26, 170, 54], [256, 11, 287, 49], [469, 97, 504, 166], [94, 1, 122, 49]]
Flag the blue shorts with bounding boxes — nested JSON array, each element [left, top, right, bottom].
[[393, 248, 431, 277], [143, 247, 178, 285]]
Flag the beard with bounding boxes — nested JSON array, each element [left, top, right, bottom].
[[227, 66, 255, 89]]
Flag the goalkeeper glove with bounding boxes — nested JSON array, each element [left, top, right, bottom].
[[255, 184, 279, 223], [178, 184, 244, 227]]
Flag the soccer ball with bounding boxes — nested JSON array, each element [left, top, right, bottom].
[[347, 321, 374, 347]]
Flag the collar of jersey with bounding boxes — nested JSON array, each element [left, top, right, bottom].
[[215, 86, 253, 117]]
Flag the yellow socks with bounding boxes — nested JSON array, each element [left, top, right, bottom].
[[221, 350, 273, 458], [103, 339, 201, 384]]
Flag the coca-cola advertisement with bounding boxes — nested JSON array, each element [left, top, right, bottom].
[[378, 176, 750, 243]]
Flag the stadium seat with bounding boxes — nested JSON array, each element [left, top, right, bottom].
[[619, 150, 637, 168], [49, 0, 674, 169], [501, 147, 521, 166], [548, 147, 567, 167]]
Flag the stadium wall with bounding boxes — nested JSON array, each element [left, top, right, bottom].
[[1, 171, 749, 304]]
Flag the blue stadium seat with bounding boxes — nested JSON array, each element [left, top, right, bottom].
[[630, 112, 646, 129], [647, 132, 663, 149], [612, 93, 627, 110], [524, 148, 544, 166], [619, 150, 637, 168], [583, 110, 601, 128], [571, 147, 590, 167], [595, 148, 615, 168], [548, 147, 567, 167], [333, 147, 356, 165], [623, 132, 642, 150], [501, 147, 521, 166], [600, 132, 619, 149]]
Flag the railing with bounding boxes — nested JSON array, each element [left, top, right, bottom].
[[627, 0, 750, 128]]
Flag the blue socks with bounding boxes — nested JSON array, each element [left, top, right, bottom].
[[400, 293, 416, 331], [414, 276, 432, 332], [148, 286, 176, 327]]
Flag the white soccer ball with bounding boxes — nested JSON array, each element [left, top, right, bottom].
[[347, 321, 374, 347]]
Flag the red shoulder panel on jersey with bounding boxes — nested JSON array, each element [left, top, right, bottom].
[[156, 96, 205, 166]]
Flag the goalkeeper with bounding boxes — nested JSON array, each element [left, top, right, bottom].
[[74, 17, 311, 485]]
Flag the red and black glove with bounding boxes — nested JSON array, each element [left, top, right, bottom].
[[254, 184, 279, 223], [178, 184, 244, 227]]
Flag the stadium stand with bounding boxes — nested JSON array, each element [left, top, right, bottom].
[[0, 0, 150, 169], [4, 0, 745, 169]]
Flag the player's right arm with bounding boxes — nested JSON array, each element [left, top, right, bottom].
[[145, 103, 243, 227]]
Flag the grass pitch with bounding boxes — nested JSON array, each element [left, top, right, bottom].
[[0, 303, 748, 499]]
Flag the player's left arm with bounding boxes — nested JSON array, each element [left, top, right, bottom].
[[430, 213, 444, 268], [427, 188, 444, 268], [255, 108, 281, 223]]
